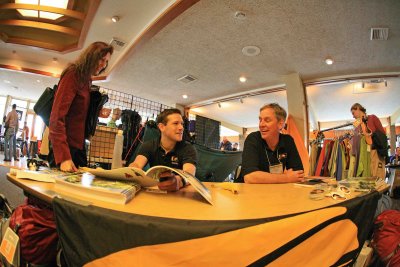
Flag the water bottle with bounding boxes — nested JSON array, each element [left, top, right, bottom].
[[111, 130, 124, 169]]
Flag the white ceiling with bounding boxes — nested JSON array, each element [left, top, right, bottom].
[[0, 0, 399, 129]]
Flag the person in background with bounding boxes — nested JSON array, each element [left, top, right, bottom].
[[49, 42, 113, 172], [240, 103, 304, 183], [351, 103, 387, 178], [21, 121, 30, 158], [232, 142, 239, 151], [129, 108, 197, 192], [219, 136, 232, 151], [389, 147, 400, 165], [1, 116, 6, 136], [4, 104, 19, 162]]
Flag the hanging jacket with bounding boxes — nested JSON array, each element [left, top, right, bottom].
[[85, 90, 109, 138]]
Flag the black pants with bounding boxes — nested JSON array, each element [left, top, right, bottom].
[[21, 140, 29, 157], [48, 144, 87, 168]]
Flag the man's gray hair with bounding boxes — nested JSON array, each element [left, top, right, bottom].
[[260, 103, 287, 122]]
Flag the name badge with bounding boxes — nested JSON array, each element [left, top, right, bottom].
[[269, 163, 283, 174]]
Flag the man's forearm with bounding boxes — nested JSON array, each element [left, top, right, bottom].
[[244, 171, 288, 184]]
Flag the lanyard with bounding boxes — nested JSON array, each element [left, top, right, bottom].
[[264, 146, 281, 166]]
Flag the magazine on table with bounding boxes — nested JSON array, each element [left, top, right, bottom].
[[11, 168, 72, 183], [11, 168, 141, 205], [54, 172, 140, 205], [81, 166, 214, 205], [12, 166, 213, 205], [294, 177, 329, 188]]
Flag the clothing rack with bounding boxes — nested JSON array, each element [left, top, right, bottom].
[[319, 122, 353, 133], [312, 122, 354, 144]]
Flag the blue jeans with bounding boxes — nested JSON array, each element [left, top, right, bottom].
[[4, 128, 15, 160]]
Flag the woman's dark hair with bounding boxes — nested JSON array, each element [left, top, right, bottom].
[[350, 103, 366, 113], [61, 41, 114, 83]]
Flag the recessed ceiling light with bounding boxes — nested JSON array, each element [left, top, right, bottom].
[[234, 11, 246, 20], [242, 46, 261, 56], [111, 16, 120, 23], [239, 76, 247, 83], [325, 58, 334, 65], [36, 80, 41, 83], [182, 94, 188, 99], [4, 80, 10, 84], [15, 0, 68, 20]]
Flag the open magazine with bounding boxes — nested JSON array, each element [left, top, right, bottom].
[[81, 166, 214, 205]]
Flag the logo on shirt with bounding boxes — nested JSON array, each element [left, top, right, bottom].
[[278, 153, 287, 161], [171, 156, 179, 166]]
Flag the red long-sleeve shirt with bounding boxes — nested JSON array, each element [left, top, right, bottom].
[[367, 114, 386, 134], [49, 68, 91, 164]]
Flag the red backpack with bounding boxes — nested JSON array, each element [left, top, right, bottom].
[[9, 200, 59, 266], [372, 210, 400, 267]]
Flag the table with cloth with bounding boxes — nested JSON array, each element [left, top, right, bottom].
[[7, 174, 382, 266]]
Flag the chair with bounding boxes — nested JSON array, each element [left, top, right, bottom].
[[193, 144, 242, 182]]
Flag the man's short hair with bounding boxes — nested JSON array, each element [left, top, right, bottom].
[[350, 103, 366, 113], [156, 108, 182, 125], [12, 104, 16, 109], [260, 103, 287, 122]]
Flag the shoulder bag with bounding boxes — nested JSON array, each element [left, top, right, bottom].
[[33, 85, 58, 126]]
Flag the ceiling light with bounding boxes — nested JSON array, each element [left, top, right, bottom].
[[182, 94, 188, 99], [15, 0, 69, 20], [52, 57, 58, 63], [111, 16, 120, 23], [325, 58, 334, 65], [36, 80, 41, 83], [239, 76, 247, 83], [234, 11, 246, 20], [242, 46, 261, 57], [4, 80, 11, 84], [239, 98, 244, 104]]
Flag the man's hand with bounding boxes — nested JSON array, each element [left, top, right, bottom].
[[60, 160, 78, 172], [158, 171, 184, 191], [284, 168, 304, 182]]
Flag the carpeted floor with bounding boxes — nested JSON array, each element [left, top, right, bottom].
[[0, 166, 25, 208]]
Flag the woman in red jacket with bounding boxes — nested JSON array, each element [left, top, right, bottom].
[[49, 42, 113, 172]]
